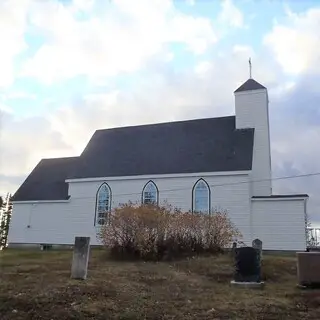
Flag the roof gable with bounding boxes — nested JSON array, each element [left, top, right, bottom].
[[12, 157, 77, 202], [234, 79, 266, 93]]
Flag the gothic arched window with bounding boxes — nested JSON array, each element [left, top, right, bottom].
[[95, 183, 111, 225], [192, 179, 210, 213], [142, 180, 159, 205]]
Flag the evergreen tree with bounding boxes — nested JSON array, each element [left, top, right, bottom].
[[0, 193, 12, 249], [0, 196, 6, 248], [0, 196, 5, 248]]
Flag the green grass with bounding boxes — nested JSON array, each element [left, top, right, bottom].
[[1, 249, 320, 319]]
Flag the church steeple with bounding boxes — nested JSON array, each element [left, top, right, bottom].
[[234, 78, 266, 93], [234, 65, 272, 196], [234, 58, 266, 93]]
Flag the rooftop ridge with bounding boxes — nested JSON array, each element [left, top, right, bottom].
[[95, 115, 236, 133], [40, 156, 78, 161]]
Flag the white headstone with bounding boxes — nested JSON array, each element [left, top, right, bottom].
[[71, 236, 90, 280]]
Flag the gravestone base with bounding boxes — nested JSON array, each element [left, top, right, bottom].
[[40, 244, 53, 251], [296, 282, 320, 289], [230, 280, 265, 289], [297, 252, 320, 289]]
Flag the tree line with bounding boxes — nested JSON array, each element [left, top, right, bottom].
[[0, 193, 12, 249]]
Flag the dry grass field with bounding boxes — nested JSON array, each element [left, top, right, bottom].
[[1, 249, 320, 319]]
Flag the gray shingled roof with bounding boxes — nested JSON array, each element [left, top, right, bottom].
[[69, 116, 254, 178], [234, 78, 266, 93], [12, 157, 78, 201], [12, 116, 255, 201]]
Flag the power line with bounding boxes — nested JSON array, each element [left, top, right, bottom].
[[65, 171, 320, 201]]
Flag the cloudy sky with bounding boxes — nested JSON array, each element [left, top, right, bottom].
[[0, 0, 319, 225]]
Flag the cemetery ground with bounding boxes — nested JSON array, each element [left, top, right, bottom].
[[1, 249, 320, 320]]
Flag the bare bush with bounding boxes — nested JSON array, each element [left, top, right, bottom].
[[98, 202, 241, 261]]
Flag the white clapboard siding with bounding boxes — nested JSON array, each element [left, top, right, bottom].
[[235, 89, 272, 196], [251, 198, 307, 251], [8, 173, 251, 246]]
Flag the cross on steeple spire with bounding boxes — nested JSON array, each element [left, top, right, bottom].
[[249, 57, 252, 79]]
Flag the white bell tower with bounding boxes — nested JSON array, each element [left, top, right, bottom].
[[234, 59, 272, 196]]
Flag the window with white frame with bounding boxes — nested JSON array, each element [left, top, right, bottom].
[[193, 179, 210, 213], [95, 183, 111, 225], [142, 181, 158, 205]]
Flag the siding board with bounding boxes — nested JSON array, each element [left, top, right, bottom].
[[252, 199, 306, 251], [9, 174, 252, 246]]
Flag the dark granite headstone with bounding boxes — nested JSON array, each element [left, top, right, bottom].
[[71, 236, 90, 280], [234, 247, 261, 283]]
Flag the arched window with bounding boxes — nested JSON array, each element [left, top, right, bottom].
[[95, 183, 111, 225], [142, 180, 158, 205], [192, 179, 210, 213]]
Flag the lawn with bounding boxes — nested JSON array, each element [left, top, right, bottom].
[[1, 249, 320, 319]]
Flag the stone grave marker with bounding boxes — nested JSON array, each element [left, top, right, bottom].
[[297, 252, 320, 288], [71, 236, 90, 280], [252, 239, 263, 258], [231, 242, 237, 257], [230, 246, 264, 288]]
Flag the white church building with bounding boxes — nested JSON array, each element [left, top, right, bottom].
[[8, 78, 309, 251]]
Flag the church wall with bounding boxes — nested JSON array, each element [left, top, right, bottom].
[[8, 172, 252, 246], [251, 197, 308, 251], [8, 201, 83, 246], [8, 175, 309, 251], [235, 89, 272, 197]]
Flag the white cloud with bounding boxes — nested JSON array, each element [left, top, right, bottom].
[[269, 81, 296, 97], [0, 0, 30, 87], [3, 91, 37, 100], [1, 47, 259, 186], [0, 110, 71, 178], [0, 179, 17, 197], [186, 0, 195, 6], [272, 126, 320, 174], [0, 103, 13, 114], [264, 7, 320, 74], [71, 0, 95, 12], [232, 45, 253, 54], [21, 0, 217, 84], [194, 60, 212, 75], [218, 0, 244, 29]]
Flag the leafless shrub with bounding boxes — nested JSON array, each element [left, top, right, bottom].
[[98, 202, 241, 261]]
